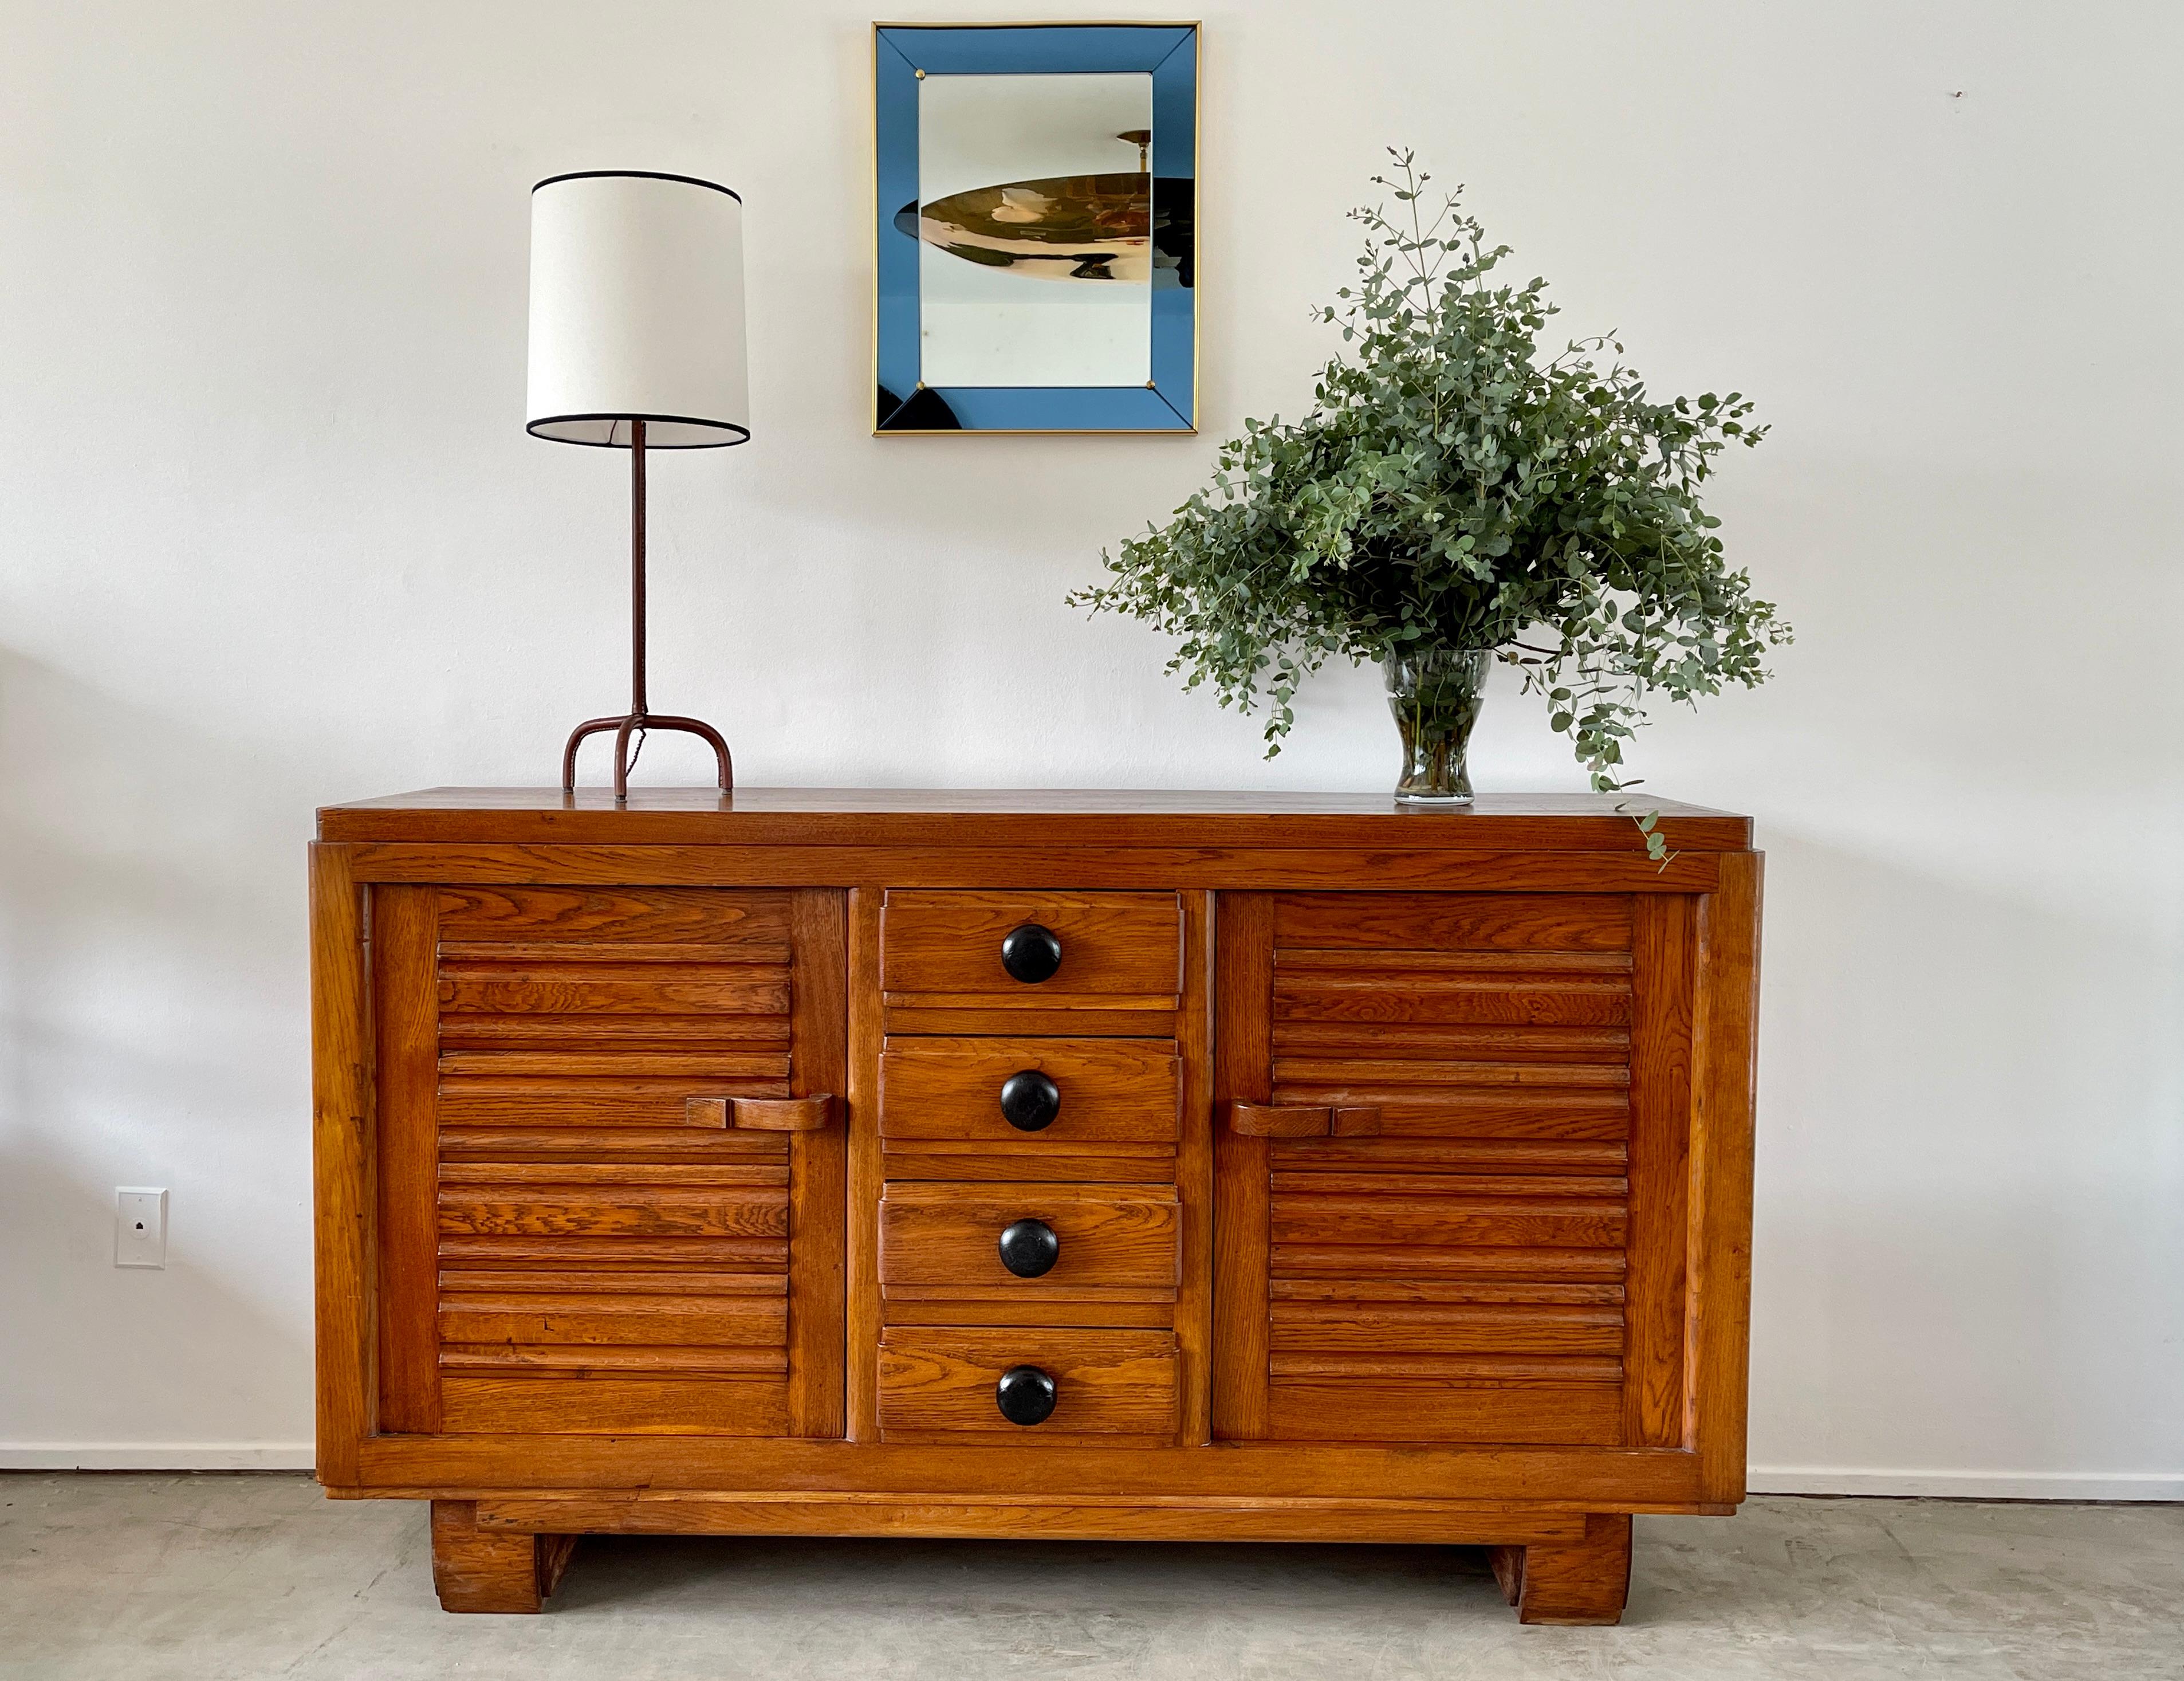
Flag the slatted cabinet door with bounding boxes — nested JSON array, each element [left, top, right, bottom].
[[1212, 890, 1697, 1449], [372, 885, 847, 1440]]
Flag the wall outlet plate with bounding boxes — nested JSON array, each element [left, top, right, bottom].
[[116, 1187, 167, 1268]]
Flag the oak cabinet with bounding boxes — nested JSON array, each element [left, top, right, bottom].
[[313, 791, 1760, 1624], [368, 885, 845, 1443]]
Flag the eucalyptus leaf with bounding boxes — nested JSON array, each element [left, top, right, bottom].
[[1068, 150, 1791, 831]]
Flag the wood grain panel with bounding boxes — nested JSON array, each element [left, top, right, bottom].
[[438, 941, 792, 965], [1626, 893, 1695, 1448], [1250, 892, 1650, 1447], [1272, 1140, 1627, 1175], [1275, 1058, 1628, 1090], [885, 991, 1178, 1014], [440, 1377, 789, 1436], [350, 1430, 1711, 1507], [1278, 950, 1633, 976], [436, 885, 791, 942], [1271, 1195, 1626, 1251], [436, 1268, 786, 1297], [1274, 893, 1634, 952], [787, 889, 849, 1439], [883, 1005, 1184, 1039], [439, 1126, 787, 1162], [1269, 1354, 1623, 1382], [1273, 1244, 1625, 1279], [1272, 1022, 1631, 1062], [877, 1328, 1178, 1440], [475, 1492, 1591, 1545], [1266, 1381, 1623, 1446], [879, 1036, 1180, 1143], [436, 1234, 785, 1268], [879, 1183, 1179, 1292], [1274, 980, 1632, 1028], [437, 1294, 786, 1348], [1270, 1172, 1629, 1200], [439, 1015, 792, 1049], [1274, 1102, 1628, 1142], [310, 843, 374, 1482], [880, 1141, 1178, 1183], [438, 972, 791, 1017], [422, 887, 814, 1445], [439, 1345, 785, 1377], [438, 1185, 788, 1239], [1270, 1302, 1625, 1356], [844, 889, 885, 1443], [1211, 891, 1274, 1441], [881, 1295, 1177, 1329], [321, 788, 1752, 853], [880, 890, 1182, 997], [440, 1051, 788, 1079], [439, 1081, 788, 1128], [1174, 889, 1217, 1446], [347, 842, 1723, 895], [435, 924, 794, 1141], [436, 1161, 786, 1187], [372, 885, 442, 1435], [1272, 1278, 1624, 1305], [1691, 852, 1762, 1502]]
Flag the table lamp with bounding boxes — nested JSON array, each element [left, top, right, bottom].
[[526, 169, 749, 797]]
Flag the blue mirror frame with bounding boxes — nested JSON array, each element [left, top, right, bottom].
[[872, 22, 1198, 434]]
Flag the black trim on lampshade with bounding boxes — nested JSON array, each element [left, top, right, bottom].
[[532, 170, 742, 202], [526, 413, 752, 449]]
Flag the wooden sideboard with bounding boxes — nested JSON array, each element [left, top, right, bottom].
[[311, 790, 1760, 1624]]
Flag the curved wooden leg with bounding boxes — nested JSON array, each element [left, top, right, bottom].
[[430, 1500, 577, 1613], [1488, 1513, 1632, 1625]]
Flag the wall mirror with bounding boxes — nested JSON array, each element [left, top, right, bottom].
[[873, 22, 1198, 434]]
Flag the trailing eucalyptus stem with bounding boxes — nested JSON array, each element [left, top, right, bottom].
[[1070, 149, 1791, 858]]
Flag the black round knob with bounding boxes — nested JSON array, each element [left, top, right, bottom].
[[998, 1217, 1060, 1278], [1000, 923, 1063, 984], [995, 1364, 1057, 1426], [999, 1069, 1061, 1132]]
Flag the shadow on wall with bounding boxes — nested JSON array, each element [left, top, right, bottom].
[[0, 649, 318, 1448], [1748, 829, 2184, 1478]]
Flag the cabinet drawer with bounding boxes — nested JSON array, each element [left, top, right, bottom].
[[877, 1327, 1177, 1439], [879, 1037, 1180, 1146], [879, 1182, 1179, 1293], [880, 890, 1181, 1000]]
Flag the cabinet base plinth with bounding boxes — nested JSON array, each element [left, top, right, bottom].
[[430, 1501, 576, 1614], [417, 1494, 1644, 1620], [1489, 1513, 1633, 1625]]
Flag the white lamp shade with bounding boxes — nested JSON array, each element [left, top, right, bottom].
[[526, 171, 749, 447]]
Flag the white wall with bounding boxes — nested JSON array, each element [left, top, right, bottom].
[[2, 0, 2177, 1494]]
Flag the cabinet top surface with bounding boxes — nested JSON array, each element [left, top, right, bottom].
[[317, 788, 1752, 851]]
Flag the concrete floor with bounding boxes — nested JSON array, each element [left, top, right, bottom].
[[0, 1475, 2177, 1679]]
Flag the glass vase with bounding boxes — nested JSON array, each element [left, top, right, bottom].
[[1383, 647, 1492, 803]]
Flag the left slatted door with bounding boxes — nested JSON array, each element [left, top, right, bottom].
[[371, 884, 846, 1439]]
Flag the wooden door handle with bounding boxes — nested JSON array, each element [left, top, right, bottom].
[[1227, 1102, 1327, 1137], [686, 1094, 838, 1132], [1226, 1102, 1382, 1138]]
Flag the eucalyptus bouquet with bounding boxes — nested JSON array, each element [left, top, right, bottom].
[[1072, 151, 1789, 853]]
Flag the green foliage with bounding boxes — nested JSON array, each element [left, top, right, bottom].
[[1071, 150, 1791, 855]]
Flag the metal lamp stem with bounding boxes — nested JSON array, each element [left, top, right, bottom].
[[631, 417, 648, 716], [559, 417, 735, 800]]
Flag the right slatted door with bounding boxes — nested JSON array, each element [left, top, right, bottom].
[[1211, 889, 1697, 1448]]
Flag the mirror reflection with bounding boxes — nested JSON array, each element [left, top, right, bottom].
[[911, 72, 1155, 388]]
